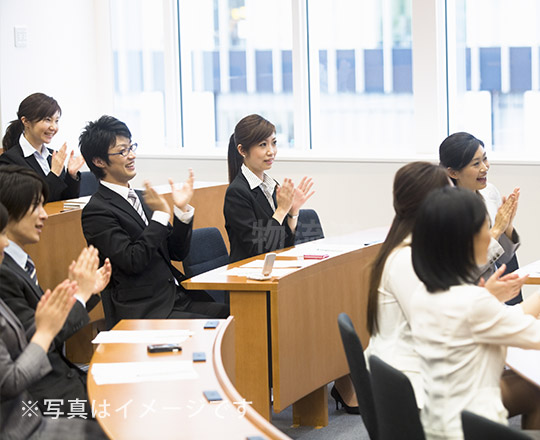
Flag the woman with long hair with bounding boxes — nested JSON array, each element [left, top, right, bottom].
[[410, 186, 540, 439], [0, 92, 84, 202]]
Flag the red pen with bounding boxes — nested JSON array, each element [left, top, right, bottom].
[[303, 254, 329, 260]]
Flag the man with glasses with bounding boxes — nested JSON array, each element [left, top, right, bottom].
[[79, 115, 229, 325]]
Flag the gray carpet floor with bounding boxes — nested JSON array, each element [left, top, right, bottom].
[[271, 383, 524, 440]]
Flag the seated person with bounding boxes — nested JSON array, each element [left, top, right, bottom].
[[0, 166, 110, 416], [410, 187, 540, 438], [79, 115, 229, 322], [224, 114, 314, 263], [0, 92, 84, 201], [0, 201, 105, 438]]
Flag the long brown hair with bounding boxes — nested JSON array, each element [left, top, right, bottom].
[[227, 114, 275, 183], [367, 162, 449, 335]]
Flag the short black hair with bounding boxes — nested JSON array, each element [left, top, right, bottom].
[[439, 132, 484, 185], [0, 166, 49, 222], [79, 115, 131, 179], [411, 186, 487, 293], [0, 202, 8, 232]]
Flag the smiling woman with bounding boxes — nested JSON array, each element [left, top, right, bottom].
[[0, 93, 84, 202], [439, 132, 521, 285]]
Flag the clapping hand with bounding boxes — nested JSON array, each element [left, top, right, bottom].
[[50, 143, 68, 176], [290, 176, 315, 215], [480, 264, 527, 303], [170, 169, 195, 211], [67, 149, 86, 178], [143, 181, 171, 215]]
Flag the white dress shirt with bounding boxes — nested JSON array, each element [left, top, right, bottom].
[[19, 134, 51, 175], [410, 283, 540, 439], [365, 237, 424, 408]]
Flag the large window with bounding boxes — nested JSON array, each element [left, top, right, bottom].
[[447, 0, 540, 154], [109, 0, 540, 158]]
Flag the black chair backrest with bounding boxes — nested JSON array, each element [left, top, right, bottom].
[[369, 355, 425, 440], [79, 171, 99, 196], [461, 410, 532, 440], [295, 209, 324, 244], [183, 227, 229, 303], [337, 313, 378, 440]]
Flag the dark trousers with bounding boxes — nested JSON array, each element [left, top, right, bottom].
[[168, 287, 229, 319]]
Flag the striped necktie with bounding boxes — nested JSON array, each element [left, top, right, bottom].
[[25, 256, 38, 285], [127, 189, 148, 225]]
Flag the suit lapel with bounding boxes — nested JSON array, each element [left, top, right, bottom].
[[252, 186, 275, 218], [3, 254, 44, 302], [98, 184, 148, 229]]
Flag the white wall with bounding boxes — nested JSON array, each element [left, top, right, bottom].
[[0, 0, 113, 151]]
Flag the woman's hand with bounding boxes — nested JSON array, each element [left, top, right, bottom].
[[480, 264, 527, 302], [491, 192, 517, 240], [170, 169, 194, 212], [31, 279, 77, 352], [50, 143, 68, 176], [273, 178, 294, 223], [502, 187, 520, 238], [67, 150, 86, 178], [289, 176, 315, 216]]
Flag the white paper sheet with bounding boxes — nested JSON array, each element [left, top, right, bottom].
[[515, 259, 540, 277], [92, 330, 193, 344], [91, 361, 197, 385]]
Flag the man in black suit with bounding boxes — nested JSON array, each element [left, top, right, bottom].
[[79, 115, 228, 323], [0, 166, 110, 417]]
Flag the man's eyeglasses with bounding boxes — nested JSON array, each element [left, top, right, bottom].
[[108, 143, 138, 157]]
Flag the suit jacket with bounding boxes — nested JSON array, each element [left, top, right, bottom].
[[0, 254, 89, 412], [224, 172, 295, 263], [81, 183, 193, 321], [0, 298, 51, 439], [0, 144, 80, 202]]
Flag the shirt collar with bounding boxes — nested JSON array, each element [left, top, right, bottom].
[[4, 240, 28, 270], [19, 134, 49, 159], [100, 180, 132, 201], [241, 164, 276, 192]]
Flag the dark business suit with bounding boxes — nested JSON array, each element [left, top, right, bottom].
[[0, 254, 90, 415], [81, 183, 228, 323], [0, 144, 80, 202], [0, 299, 105, 439], [224, 172, 295, 263]]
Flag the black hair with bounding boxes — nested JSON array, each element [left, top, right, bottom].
[[411, 186, 487, 293], [0, 166, 49, 221], [2, 93, 61, 151], [227, 114, 275, 183], [0, 202, 8, 232], [79, 115, 132, 179], [439, 132, 484, 185], [367, 162, 449, 334]]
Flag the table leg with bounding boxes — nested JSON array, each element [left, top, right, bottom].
[[292, 386, 328, 428], [230, 290, 271, 420]]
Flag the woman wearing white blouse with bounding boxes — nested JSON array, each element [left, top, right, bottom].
[[410, 187, 540, 439]]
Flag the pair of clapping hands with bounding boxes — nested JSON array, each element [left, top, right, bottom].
[[492, 187, 520, 240], [141, 169, 195, 215], [50, 142, 86, 179], [31, 246, 111, 352]]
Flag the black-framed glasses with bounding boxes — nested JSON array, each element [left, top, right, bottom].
[[108, 143, 138, 157]]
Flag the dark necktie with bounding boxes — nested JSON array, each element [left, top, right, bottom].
[[25, 256, 38, 285]]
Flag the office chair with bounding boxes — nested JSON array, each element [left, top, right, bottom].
[[461, 411, 533, 440], [369, 355, 425, 440], [337, 313, 378, 440], [79, 171, 99, 196], [295, 208, 324, 244], [183, 227, 229, 304]]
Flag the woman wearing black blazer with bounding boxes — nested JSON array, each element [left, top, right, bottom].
[[224, 114, 314, 263], [0, 93, 84, 202]]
